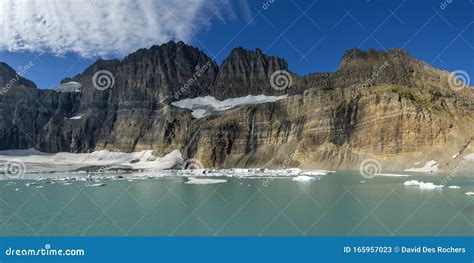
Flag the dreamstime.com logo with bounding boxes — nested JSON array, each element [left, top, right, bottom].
[[95, 151, 122, 176], [359, 158, 381, 179], [0, 61, 34, 96], [4, 243, 85, 257], [173, 61, 213, 100], [270, 70, 293, 90], [448, 70, 470, 91], [352, 61, 390, 98], [2, 160, 26, 179], [92, 70, 115, 90]]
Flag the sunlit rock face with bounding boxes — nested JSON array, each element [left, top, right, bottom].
[[0, 42, 472, 172]]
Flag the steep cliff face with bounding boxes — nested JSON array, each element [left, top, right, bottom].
[[182, 86, 473, 171], [211, 47, 289, 99], [63, 41, 219, 152], [0, 41, 219, 153], [0, 42, 472, 172]]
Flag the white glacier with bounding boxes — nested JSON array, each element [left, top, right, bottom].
[[171, 94, 288, 119]]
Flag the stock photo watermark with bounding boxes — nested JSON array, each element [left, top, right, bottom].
[[447, 70, 470, 91], [352, 61, 390, 98], [358, 158, 382, 179], [2, 160, 26, 179], [173, 61, 213, 100], [0, 61, 34, 95], [4, 243, 85, 257], [92, 70, 115, 91], [270, 70, 293, 91]]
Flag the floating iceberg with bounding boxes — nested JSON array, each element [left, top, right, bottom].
[[185, 177, 227, 185], [183, 168, 332, 178], [292, 176, 316, 182], [403, 180, 443, 189], [0, 148, 334, 182], [85, 183, 106, 187], [376, 173, 410, 177]]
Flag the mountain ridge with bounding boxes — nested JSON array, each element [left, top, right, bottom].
[[0, 41, 472, 172]]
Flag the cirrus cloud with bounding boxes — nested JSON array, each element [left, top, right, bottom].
[[0, 0, 229, 57]]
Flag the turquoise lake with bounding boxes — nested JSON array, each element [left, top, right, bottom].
[[1, 172, 473, 236]]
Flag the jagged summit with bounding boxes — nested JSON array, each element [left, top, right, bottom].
[[0, 43, 455, 101], [0, 43, 458, 102], [227, 46, 283, 60], [212, 46, 289, 99], [0, 42, 472, 172]]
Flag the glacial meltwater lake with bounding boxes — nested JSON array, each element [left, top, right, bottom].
[[1, 172, 473, 236]]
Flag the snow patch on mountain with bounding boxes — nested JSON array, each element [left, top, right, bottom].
[[171, 94, 288, 118]]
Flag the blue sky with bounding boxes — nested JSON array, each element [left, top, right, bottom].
[[0, 0, 473, 88]]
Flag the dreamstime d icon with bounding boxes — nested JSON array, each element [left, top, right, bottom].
[[359, 158, 381, 179], [448, 70, 470, 91], [270, 70, 293, 91], [3, 160, 26, 179], [92, 70, 115, 90]]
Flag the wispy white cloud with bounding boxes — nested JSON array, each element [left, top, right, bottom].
[[238, 0, 254, 25], [0, 0, 227, 57]]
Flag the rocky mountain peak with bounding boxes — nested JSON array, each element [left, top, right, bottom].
[[211, 47, 289, 99], [225, 47, 287, 68], [0, 43, 472, 173], [58, 40, 219, 108], [0, 62, 37, 89], [334, 47, 442, 88]]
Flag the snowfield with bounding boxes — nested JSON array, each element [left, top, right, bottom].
[[404, 160, 440, 173], [171, 94, 288, 118], [0, 149, 334, 180], [54, 81, 82, 93], [0, 148, 183, 173]]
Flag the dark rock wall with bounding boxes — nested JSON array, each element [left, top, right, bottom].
[[0, 42, 472, 170]]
